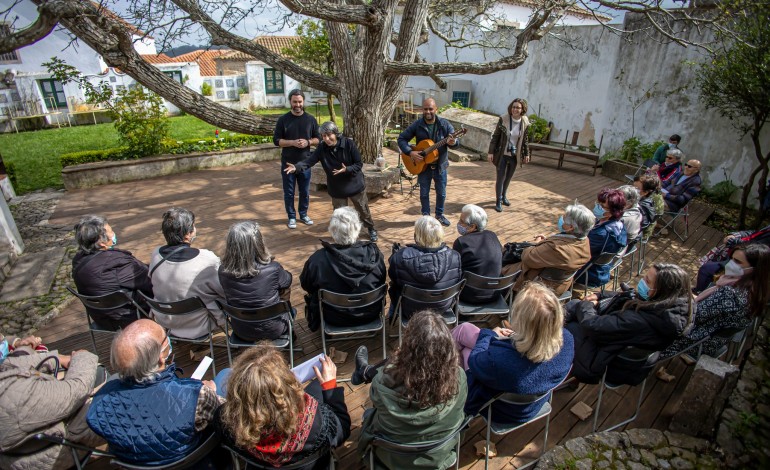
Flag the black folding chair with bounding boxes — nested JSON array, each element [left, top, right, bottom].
[[393, 280, 466, 345], [215, 300, 297, 367], [111, 431, 220, 469], [139, 293, 219, 377], [593, 347, 658, 432], [575, 250, 622, 296], [476, 373, 570, 469], [318, 284, 388, 368], [536, 267, 578, 304], [655, 202, 691, 241], [611, 235, 642, 290], [29, 433, 114, 470], [457, 272, 516, 322], [364, 415, 472, 470], [66, 286, 147, 354], [223, 442, 334, 470]]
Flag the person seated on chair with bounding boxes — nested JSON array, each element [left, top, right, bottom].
[[300, 207, 386, 332], [564, 264, 692, 384], [454, 283, 574, 424], [652, 134, 681, 165], [505, 204, 594, 297], [213, 344, 350, 469], [574, 188, 628, 289], [618, 185, 643, 242], [649, 148, 683, 183], [355, 310, 467, 469], [388, 215, 463, 322], [660, 244, 770, 361], [633, 174, 664, 240], [695, 223, 770, 292], [218, 221, 294, 342], [148, 207, 226, 339], [0, 336, 105, 470], [662, 159, 702, 213], [72, 215, 153, 330], [452, 204, 502, 303], [87, 319, 225, 466]]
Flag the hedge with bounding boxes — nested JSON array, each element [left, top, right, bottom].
[[60, 134, 273, 167]]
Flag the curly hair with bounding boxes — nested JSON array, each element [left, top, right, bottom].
[[597, 188, 626, 220], [219, 343, 305, 449], [389, 310, 460, 408]]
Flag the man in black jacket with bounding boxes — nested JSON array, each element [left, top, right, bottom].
[[285, 121, 378, 241], [300, 207, 386, 332], [72, 215, 153, 330]]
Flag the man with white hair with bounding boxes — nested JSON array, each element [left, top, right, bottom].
[[650, 148, 683, 183], [452, 204, 503, 303], [388, 215, 463, 321], [87, 319, 221, 465], [285, 121, 378, 241], [300, 207, 386, 332]]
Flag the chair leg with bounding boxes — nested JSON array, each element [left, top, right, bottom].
[[320, 327, 328, 356], [381, 320, 387, 361], [593, 370, 608, 433], [485, 405, 492, 470], [226, 341, 233, 368], [602, 379, 647, 432], [88, 329, 98, 357], [208, 337, 216, 378]]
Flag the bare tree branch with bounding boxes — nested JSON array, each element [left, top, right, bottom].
[[278, 0, 381, 26], [0, 0, 82, 55]]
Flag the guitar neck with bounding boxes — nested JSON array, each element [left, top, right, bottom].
[[424, 136, 451, 154]]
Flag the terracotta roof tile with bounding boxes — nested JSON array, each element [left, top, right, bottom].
[[168, 49, 231, 76], [140, 53, 175, 64], [219, 36, 301, 60]]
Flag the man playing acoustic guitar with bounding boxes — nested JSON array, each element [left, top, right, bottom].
[[397, 98, 459, 226]]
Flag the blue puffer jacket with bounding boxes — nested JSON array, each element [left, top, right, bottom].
[[387, 244, 462, 321], [87, 365, 203, 465], [577, 220, 627, 287]]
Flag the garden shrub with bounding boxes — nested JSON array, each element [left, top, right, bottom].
[[527, 114, 550, 143]]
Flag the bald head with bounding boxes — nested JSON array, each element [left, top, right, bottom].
[[422, 98, 437, 123], [111, 319, 167, 382], [684, 159, 701, 176]]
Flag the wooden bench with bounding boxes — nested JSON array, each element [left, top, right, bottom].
[[529, 142, 601, 176]]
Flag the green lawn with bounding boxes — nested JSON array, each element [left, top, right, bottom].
[[0, 106, 343, 194]]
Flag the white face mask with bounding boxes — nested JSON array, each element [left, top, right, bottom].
[[724, 259, 752, 277]]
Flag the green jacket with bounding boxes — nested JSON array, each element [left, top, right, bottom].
[[358, 365, 468, 469]]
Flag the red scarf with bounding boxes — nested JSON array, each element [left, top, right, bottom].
[[249, 393, 318, 466]]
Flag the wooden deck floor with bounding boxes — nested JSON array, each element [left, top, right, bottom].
[[38, 154, 725, 469]]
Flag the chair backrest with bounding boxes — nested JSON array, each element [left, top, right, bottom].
[[215, 300, 292, 324], [67, 286, 145, 327], [401, 280, 466, 305], [223, 443, 330, 470], [461, 272, 516, 293], [111, 431, 220, 470], [710, 325, 746, 341], [537, 268, 577, 283], [139, 292, 207, 317], [594, 251, 620, 266], [319, 284, 387, 312], [368, 415, 471, 455]]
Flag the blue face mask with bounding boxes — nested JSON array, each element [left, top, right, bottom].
[[110, 233, 117, 248], [637, 279, 652, 300], [558, 216, 565, 233], [669, 143, 677, 149], [0, 340, 9, 364], [456, 222, 468, 236], [593, 203, 606, 219]]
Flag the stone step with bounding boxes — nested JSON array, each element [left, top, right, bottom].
[[448, 147, 483, 163], [0, 251, 16, 283]]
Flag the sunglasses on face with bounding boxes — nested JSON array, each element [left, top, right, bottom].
[[684, 164, 697, 168]]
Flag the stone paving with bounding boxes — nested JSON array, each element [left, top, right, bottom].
[[0, 189, 77, 335], [536, 429, 724, 470]]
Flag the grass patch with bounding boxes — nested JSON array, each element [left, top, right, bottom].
[[0, 107, 345, 194]]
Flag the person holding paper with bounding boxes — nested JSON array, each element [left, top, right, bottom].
[[214, 344, 350, 469]]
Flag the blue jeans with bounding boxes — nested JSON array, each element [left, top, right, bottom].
[[418, 165, 447, 217], [281, 161, 311, 220], [213, 368, 231, 398]]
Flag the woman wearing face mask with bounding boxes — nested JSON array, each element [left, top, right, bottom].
[[574, 188, 628, 288], [452, 204, 502, 303], [487, 98, 531, 213], [564, 263, 693, 384], [659, 244, 770, 361], [504, 204, 595, 296]]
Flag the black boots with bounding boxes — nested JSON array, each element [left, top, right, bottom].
[[351, 346, 370, 386]]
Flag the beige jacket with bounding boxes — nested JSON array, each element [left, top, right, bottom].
[[513, 234, 591, 295], [0, 349, 103, 470]]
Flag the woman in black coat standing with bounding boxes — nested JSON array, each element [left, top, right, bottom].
[[487, 98, 530, 212]]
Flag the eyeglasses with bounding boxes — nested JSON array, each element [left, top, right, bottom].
[[684, 164, 698, 169], [665, 156, 676, 160], [511, 106, 523, 109]]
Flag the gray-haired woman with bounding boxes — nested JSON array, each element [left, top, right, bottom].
[[285, 121, 378, 241], [218, 221, 294, 341]]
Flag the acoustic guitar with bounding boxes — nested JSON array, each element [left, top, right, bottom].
[[400, 127, 467, 175]]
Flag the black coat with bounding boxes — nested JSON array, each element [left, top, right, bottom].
[[565, 296, 690, 385], [294, 136, 365, 199], [71, 249, 153, 329], [452, 230, 503, 303], [387, 244, 463, 321], [218, 261, 293, 341], [300, 241, 386, 332]]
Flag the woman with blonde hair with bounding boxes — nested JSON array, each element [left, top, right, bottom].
[[454, 282, 574, 424], [214, 344, 350, 468]]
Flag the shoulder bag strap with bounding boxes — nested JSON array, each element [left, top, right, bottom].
[[149, 245, 187, 279]]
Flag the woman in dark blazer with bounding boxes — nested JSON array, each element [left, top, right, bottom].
[[487, 98, 530, 212]]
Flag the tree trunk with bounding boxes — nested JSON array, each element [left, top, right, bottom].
[[327, 93, 336, 124], [751, 129, 769, 229]]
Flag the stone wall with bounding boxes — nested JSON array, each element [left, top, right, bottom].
[[61, 144, 281, 190]]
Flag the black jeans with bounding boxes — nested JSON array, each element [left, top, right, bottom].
[[495, 155, 517, 201]]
